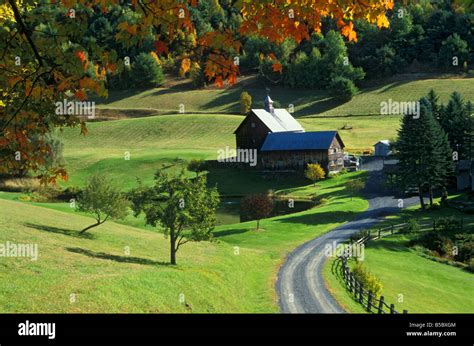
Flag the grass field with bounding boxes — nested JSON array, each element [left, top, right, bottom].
[[323, 203, 474, 313], [97, 75, 474, 117], [0, 172, 368, 312]]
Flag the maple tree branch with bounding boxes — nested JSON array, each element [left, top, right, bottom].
[[8, 0, 44, 67], [1, 67, 55, 133]]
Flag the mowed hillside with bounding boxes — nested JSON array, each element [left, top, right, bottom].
[[97, 76, 474, 117], [0, 198, 274, 313]]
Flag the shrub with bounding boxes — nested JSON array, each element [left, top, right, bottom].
[[187, 159, 207, 176], [434, 216, 462, 232], [132, 52, 164, 88], [190, 63, 205, 88], [402, 218, 420, 234], [329, 76, 357, 102], [352, 262, 383, 297], [240, 91, 252, 115], [415, 232, 455, 258], [305, 163, 325, 186]]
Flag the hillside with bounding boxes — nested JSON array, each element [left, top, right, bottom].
[[0, 174, 368, 313], [96, 75, 474, 117], [0, 198, 274, 313]]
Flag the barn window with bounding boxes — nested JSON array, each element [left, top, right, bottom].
[[251, 122, 256, 128]]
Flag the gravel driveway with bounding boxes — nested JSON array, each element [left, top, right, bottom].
[[276, 158, 419, 313]]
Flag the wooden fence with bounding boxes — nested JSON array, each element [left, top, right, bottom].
[[336, 223, 410, 314], [336, 217, 463, 313]]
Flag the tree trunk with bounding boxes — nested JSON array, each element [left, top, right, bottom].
[[170, 227, 177, 265], [418, 185, 425, 210], [429, 186, 434, 206], [80, 220, 102, 234]]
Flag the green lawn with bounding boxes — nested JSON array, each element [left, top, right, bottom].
[[323, 203, 474, 313], [97, 75, 474, 117], [0, 198, 274, 313], [0, 172, 368, 313]]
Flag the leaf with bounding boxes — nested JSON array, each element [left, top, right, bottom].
[[180, 58, 191, 74], [376, 14, 390, 28], [341, 21, 357, 42], [75, 90, 87, 101], [75, 50, 87, 64], [272, 62, 283, 73], [154, 40, 169, 55]]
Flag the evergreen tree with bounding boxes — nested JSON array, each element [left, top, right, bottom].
[[396, 98, 453, 209], [438, 92, 472, 160]]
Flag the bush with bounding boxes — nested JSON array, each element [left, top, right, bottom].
[[352, 262, 383, 297], [402, 218, 420, 234], [190, 63, 205, 88], [187, 159, 207, 176], [434, 216, 462, 232], [414, 232, 455, 258], [132, 52, 164, 88], [329, 76, 357, 102]]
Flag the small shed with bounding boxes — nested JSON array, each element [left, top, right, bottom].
[[456, 160, 474, 191], [374, 140, 391, 157]]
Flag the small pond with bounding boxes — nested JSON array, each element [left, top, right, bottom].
[[216, 197, 314, 226]]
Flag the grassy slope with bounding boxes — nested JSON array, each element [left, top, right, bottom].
[[0, 199, 274, 313], [323, 203, 474, 313], [0, 173, 368, 312], [97, 76, 474, 117]]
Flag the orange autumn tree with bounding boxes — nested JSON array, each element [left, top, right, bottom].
[[0, 0, 394, 183]]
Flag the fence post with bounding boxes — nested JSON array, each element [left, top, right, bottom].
[[378, 229, 381, 238], [378, 295, 385, 314], [403, 309, 408, 314], [433, 219, 436, 231], [353, 277, 358, 295], [367, 292, 373, 313], [390, 303, 395, 314], [391, 225, 394, 235], [358, 284, 364, 304]]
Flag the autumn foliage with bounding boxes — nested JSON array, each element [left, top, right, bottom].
[[0, 0, 394, 182]]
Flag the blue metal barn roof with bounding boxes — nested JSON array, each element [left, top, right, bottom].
[[260, 131, 341, 151]]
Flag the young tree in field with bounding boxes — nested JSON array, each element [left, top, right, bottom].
[[396, 99, 453, 209], [77, 174, 129, 233], [346, 179, 365, 200], [129, 170, 219, 265], [241, 194, 274, 230], [240, 91, 252, 115], [0, 0, 394, 182], [305, 164, 325, 186]]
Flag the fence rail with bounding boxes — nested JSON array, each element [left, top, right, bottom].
[[336, 222, 411, 314]]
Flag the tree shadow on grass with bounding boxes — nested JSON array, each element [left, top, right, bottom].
[[24, 223, 95, 239], [66, 247, 170, 266], [213, 228, 250, 238]]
